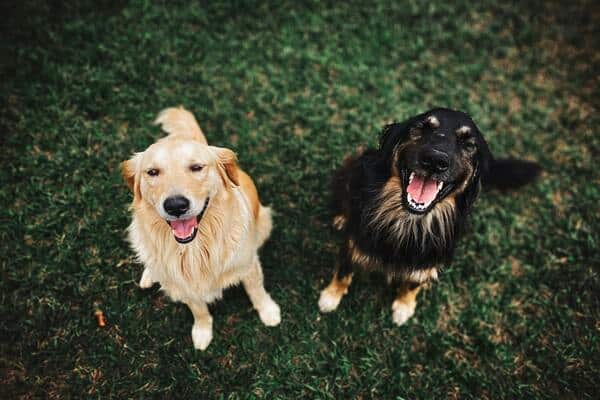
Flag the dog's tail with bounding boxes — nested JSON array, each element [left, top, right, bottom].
[[256, 205, 273, 248], [154, 106, 208, 144], [483, 158, 542, 190]]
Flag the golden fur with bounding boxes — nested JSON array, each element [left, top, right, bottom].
[[391, 282, 423, 326], [122, 107, 280, 350], [347, 238, 439, 284]]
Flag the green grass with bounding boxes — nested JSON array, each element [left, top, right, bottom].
[[1, 0, 598, 398]]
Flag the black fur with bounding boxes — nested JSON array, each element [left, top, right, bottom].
[[331, 108, 541, 282]]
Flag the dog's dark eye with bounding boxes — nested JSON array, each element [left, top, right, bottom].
[[190, 164, 204, 172], [463, 141, 477, 151], [409, 126, 422, 140], [147, 168, 160, 177]]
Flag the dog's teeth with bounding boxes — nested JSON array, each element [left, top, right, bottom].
[[437, 181, 443, 190], [409, 172, 415, 183]]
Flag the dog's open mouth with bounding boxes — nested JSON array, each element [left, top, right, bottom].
[[403, 172, 451, 213], [166, 198, 209, 244]]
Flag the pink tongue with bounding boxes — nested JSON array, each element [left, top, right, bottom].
[[170, 217, 198, 239], [407, 175, 439, 205]]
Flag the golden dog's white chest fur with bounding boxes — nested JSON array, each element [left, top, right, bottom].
[[129, 190, 256, 303]]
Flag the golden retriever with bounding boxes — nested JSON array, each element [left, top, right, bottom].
[[121, 107, 280, 350]]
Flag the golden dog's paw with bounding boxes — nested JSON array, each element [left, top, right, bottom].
[[318, 287, 342, 313], [139, 268, 155, 289], [191, 323, 213, 350], [258, 298, 281, 327], [391, 300, 416, 326]]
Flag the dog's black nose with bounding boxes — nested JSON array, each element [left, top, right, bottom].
[[163, 196, 190, 217], [419, 149, 449, 173]]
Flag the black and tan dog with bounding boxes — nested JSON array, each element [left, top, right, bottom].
[[318, 108, 540, 325]]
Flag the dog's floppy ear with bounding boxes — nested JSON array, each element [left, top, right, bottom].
[[474, 128, 493, 179], [212, 146, 240, 187], [379, 122, 409, 156], [459, 127, 493, 213], [121, 153, 143, 200], [378, 113, 426, 163]]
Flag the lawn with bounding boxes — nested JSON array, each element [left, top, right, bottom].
[[1, 0, 598, 398]]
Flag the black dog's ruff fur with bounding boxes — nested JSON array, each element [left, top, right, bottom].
[[318, 108, 541, 326]]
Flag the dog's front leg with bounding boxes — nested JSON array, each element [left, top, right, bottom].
[[391, 282, 422, 326], [318, 240, 354, 313], [188, 301, 213, 350], [139, 268, 155, 289], [242, 257, 281, 327]]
